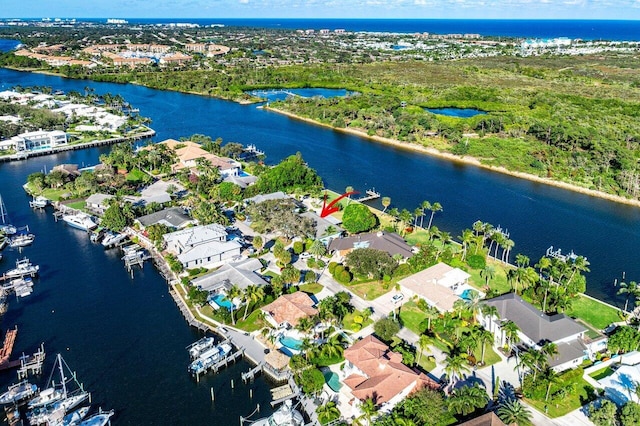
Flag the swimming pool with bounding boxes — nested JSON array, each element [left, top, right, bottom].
[[323, 371, 342, 392], [211, 294, 234, 311], [460, 289, 478, 301], [279, 335, 303, 351]]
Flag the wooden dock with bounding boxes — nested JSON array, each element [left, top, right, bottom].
[[16, 344, 46, 379], [353, 188, 380, 202], [193, 347, 244, 381], [0, 326, 18, 367], [241, 362, 264, 383]]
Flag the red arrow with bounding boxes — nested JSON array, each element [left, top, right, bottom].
[[320, 190, 359, 218]]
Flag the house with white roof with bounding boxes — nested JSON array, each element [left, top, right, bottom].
[[163, 224, 241, 269], [398, 262, 472, 312], [191, 258, 268, 293], [8, 130, 68, 152]]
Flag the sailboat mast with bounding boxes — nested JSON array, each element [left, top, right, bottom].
[[0, 195, 7, 225], [57, 353, 68, 398]]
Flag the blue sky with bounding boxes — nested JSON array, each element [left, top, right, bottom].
[[5, 0, 640, 20]]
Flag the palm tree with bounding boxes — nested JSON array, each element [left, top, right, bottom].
[[300, 337, 316, 361], [399, 209, 413, 235], [423, 306, 439, 333], [413, 207, 423, 227], [478, 329, 494, 365], [497, 399, 533, 426], [308, 239, 327, 260], [481, 265, 495, 289], [515, 253, 530, 269], [358, 398, 377, 426], [345, 186, 354, 204], [448, 383, 489, 416], [296, 316, 314, 335], [567, 255, 590, 286], [381, 196, 391, 213], [444, 352, 468, 387], [321, 334, 346, 359], [226, 285, 242, 325], [417, 334, 431, 365], [242, 285, 265, 320], [480, 304, 499, 333], [426, 201, 442, 231], [502, 321, 520, 352], [618, 280, 640, 312], [316, 401, 340, 424], [459, 228, 474, 261], [421, 200, 431, 228], [543, 368, 560, 401], [502, 239, 515, 263], [541, 342, 558, 364], [388, 208, 399, 231]]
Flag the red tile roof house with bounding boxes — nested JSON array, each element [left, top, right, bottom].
[[341, 335, 439, 417], [261, 292, 318, 329]]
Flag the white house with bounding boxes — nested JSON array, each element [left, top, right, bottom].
[[8, 130, 68, 152], [163, 224, 241, 269], [398, 262, 472, 312]]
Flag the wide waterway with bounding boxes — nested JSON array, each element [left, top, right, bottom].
[[1, 67, 640, 422]]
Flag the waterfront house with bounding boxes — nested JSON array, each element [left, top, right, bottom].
[[300, 211, 343, 244], [479, 293, 606, 372], [136, 207, 195, 230], [596, 352, 640, 406], [398, 262, 471, 312], [157, 139, 242, 177], [163, 224, 241, 269], [85, 193, 114, 215], [124, 179, 185, 207], [244, 191, 290, 205], [328, 231, 413, 259], [8, 130, 68, 153], [191, 258, 268, 293], [261, 292, 318, 329], [342, 335, 439, 413], [458, 412, 506, 426]]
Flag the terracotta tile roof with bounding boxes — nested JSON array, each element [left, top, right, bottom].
[[458, 412, 506, 426], [343, 335, 439, 405], [261, 292, 318, 327]]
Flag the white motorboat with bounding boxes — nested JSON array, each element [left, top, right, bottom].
[[62, 214, 97, 232], [101, 232, 127, 247], [187, 336, 216, 360], [4, 257, 40, 278], [28, 386, 65, 409], [77, 409, 114, 426], [188, 342, 233, 375], [9, 232, 36, 248], [251, 400, 304, 426], [0, 380, 38, 405], [30, 196, 50, 209], [62, 406, 90, 426]]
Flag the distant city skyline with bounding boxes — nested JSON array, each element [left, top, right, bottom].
[[5, 0, 640, 20]]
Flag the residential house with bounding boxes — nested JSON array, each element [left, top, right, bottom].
[[300, 211, 343, 244], [261, 292, 318, 329], [163, 223, 241, 269], [479, 293, 607, 372], [244, 191, 289, 205], [136, 207, 195, 230], [85, 193, 114, 215], [329, 231, 413, 259], [342, 335, 439, 413], [157, 139, 242, 177], [124, 179, 185, 207], [398, 262, 472, 312], [191, 258, 268, 293], [9, 130, 68, 152], [458, 412, 506, 426]]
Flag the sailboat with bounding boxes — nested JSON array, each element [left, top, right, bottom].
[[26, 354, 90, 425], [0, 194, 17, 236]]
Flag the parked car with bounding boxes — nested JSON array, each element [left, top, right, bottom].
[[392, 293, 404, 304], [299, 252, 312, 259]]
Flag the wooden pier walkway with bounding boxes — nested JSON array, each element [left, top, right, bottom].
[[193, 347, 244, 380], [0, 326, 18, 367], [241, 362, 264, 383], [353, 188, 380, 202]]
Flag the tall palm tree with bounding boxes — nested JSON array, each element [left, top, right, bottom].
[[421, 201, 432, 228], [321, 334, 346, 358], [358, 398, 377, 426], [399, 209, 413, 235], [481, 304, 499, 333], [226, 284, 242, 325], [497, 399, 533, 426], [515, 253, 530, 269], [423, 306, 439, 332], [413, 207, 423, 227], [295, 316, 314, 335], [567, 255, 590, 285], [308, 239, 326, 260], [502, 320, 520, 352], [481, 265, 496, 289], [459, 229, 474, 261], [426, 201, 442, 231], [444, 352, 468, 387], [541, 342, 558, 364], [388, 208, 399, 231], [417, 334, 431, 365], [618, 280, 640, 312], [478, 329, 494, 365], [502, 239, 515, 263], [381, 196, 391, 213], [543, 368, 560, 401], [242, 285, 263, 320]]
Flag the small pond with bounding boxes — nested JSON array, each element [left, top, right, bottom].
[[247, 88, 353, 103], [425, 107, 487, 118]]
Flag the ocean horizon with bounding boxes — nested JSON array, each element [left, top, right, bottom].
[[3, 18, 640, 41]]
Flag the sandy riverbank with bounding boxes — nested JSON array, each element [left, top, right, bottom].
[[266, 106, 640, 209]]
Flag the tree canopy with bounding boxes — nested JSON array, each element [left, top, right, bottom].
[[346, 248, 398, 280], [341, 203, 378, 234]]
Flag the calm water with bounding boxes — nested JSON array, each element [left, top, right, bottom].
[[85, 18, 640, 41], [1, 65, 640, 422], [426, 108, 487, 118], [247, 88, 351, 103]]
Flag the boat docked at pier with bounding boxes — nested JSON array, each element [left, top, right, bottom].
[[0, 380, 38, 405], [187, 336, 216, 360], [4, 257, 39, 278], [188, 342, 233, 375], [250, 400, 304, 426], [29, 196, 49, 209], [62, 214, 97, 232], [0, 194, 17, 236], [9, 232, 36, 248], [101, 232, 127, 248], [26, 354, 90, 425], [61, 406, 90, 425], [77, 408, 114, 426]]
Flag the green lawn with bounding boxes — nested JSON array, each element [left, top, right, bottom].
[[467, 259, 512, 294], [589, 366, 614, 381], [345, 280, 392, 300], [235, 309, 269, 332], [566, 295, 622, 330], [399, 301, 427, 334], [343, 310, 374, 332], [125, 168, 149, 183], [525, 372, 594, 418], [405, 229, 431, 246], [299, 282, 324, 294]]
